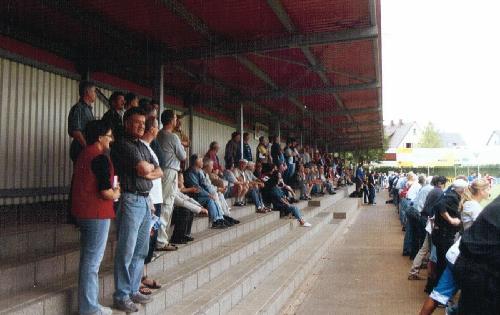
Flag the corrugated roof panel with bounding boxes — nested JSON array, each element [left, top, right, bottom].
[[190, 57, 269, 95], [245, 54, 325, 90], [280, 0, 371, 33], [312, 40, 377, 85], [338, 89, 379, 108], [182, 0, 288, 41], [78, 0, 206, 49]]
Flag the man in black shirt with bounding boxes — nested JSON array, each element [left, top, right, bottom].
[[102, 91, 125, 140], [111, 107, 163, 312], [432, 179, 467, 285]]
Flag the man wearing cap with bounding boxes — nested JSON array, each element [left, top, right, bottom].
[[432, 178, 467, 285], [224, 131, 241, 168]]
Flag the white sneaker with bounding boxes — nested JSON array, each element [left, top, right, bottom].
[[98, 306, 113, 315], [301, 222, 312, 227]]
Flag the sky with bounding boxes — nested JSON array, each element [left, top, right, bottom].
[[381, 0, 500, 147]]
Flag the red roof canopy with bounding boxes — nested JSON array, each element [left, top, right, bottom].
[[0, 0, 383, 150]]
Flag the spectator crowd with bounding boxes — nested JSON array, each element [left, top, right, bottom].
[[66, 81, 361, 314], [383, 169, 499, 315]]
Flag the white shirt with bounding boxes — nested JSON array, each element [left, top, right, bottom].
[[140, 140, 163, 204], [462, 200, 483, 229], [406, 182, 421, 201]]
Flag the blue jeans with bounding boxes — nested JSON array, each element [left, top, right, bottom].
[[284, 163, 295, 184], [198, 196, 224, 221], [113, 193, 151, 302], [249, 188, 264, 209], [78, 219, 111, 314], [430, 263, 457, 305], [286, 205, 303, 221], [368, 186, 375, 203], [399, 198, 410, 226]]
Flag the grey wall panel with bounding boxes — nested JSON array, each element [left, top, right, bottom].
[[0, 57, 84, 204], [0, 56, 268, 206]]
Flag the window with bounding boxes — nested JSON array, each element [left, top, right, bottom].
[[406, 143, 412, 148]]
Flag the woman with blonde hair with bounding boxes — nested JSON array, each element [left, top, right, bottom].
[[420, 178, 490, 315], [460, 178, 490, 229]]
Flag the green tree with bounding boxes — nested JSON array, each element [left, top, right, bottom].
[[418, 122, 442, 148]]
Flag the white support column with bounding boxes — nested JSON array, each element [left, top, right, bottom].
[[239, 103, 244, 159], [152, 63, 165, 125]]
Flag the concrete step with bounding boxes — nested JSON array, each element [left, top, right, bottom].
[[141, 190, 352, 315], [0, 188, 352, 315], [0, 197, 251, 262], [0, 204, 292, 314], [228, 198, 360, 315], [0, 200, 260, 274]]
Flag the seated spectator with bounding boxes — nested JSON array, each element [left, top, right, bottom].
[[254, 161, 263, 179], [244, 161, 270, 213], [202, 157, 239, 224], [224, 162, 248, 206], [184, 154, 229, 229], [170, 173, 209, 244], [318, 166, 336, 195], [72, 120, 120, 315], [267, 172, 311, 227], [205, 141, 224, 176]]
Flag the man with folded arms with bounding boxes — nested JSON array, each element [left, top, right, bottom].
[[111, 107, 163, 312]]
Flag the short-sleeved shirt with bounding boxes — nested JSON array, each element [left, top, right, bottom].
[[140, 140, 163, 204], [157, 130, 186, 171], [68, 100, 95, 161], [110, 136, 158, 193]]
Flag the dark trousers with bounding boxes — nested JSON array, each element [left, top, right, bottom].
[[170, 207, 194, 241], [368, 186, 375, 204], [363, 186, 369, 203], [432, 232, 455, 286]]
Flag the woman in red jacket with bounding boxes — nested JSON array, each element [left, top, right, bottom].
[[72, 120, 120, 315]]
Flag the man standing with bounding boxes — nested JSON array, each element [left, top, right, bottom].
[[355, 163, 365, 196], [102, 91, 125, 140], [111, 107, 163, 312], [368, 170, 376, 205], [224, 131, 241, 168], [242, 132, 253, 162], [156, 110, 186, 251], [68, 81, 96, 162]]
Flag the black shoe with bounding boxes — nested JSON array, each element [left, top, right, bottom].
[[170, 238, 188, 244], [224, 215, 240, 224], [184, 235, 194, 242], [212, 220, 228, 229], [223, 219, 234, 227], [300, 197, 308, 201]]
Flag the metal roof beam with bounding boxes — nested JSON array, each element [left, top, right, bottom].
[[252, 81, 379, 100], [167, 26, 378, 61]]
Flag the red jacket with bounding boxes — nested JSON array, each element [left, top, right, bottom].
[[71, 144, 115, 219]]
